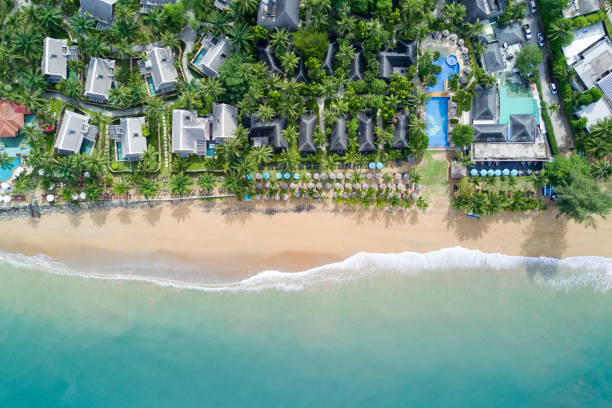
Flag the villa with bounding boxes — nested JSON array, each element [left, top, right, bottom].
[[322, 42, 337, 76], [493, 23, 524, 47], [472, 85, 498, 123], [329, 117, 348, 154], [210, 103, 239, 145], [140, 0, 177, 11], [171, 109, 209, 157], [257, 44, 284, 76], [109, 117, 147, 161], [479, 21, 525, 74], [483, 42, 505, 73], [357, 112, 375, 154], [392, 111, 410, 150], [191, 34, 231, 78], [377, 41, 417, 80], [575, 98, 612, 131], [257, 0, 300, 31], [562, 0, 600, 18], [80, 0, 117, 28], [0, 101, 25, 139], [54, 110, 98, 155], [298, 112, 317, 155], [348, 50, 365, 82], [41, 38, 79, 83], [139, 47, 178, 95], [249, 115, 287, 151], [461, 0, 503, 23], [562, 22, 606, 65], [572, 38, 612, 97], [84, 57, 115, 103]]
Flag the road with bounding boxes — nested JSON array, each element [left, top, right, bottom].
[[523, 2, 573, 152]]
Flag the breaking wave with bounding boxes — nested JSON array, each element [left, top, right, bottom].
[[0, 247, 610, 293]]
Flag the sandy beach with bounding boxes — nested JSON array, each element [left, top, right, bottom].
[[0, 194, 611, 280]]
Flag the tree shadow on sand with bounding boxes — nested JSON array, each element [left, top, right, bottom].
[[442, 207, 491, 241], [117, 208, 132, 225], [170, 202, 191, 223], [90, 209, 109, 227], [142, 204, 163, 226]]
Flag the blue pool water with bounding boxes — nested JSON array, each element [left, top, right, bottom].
[[115, 141, 126, 161], [206, 143, 216, 157], [0, 157, 20, 181], [146, 76, 160, 96], [426, 56, 460, 93], [425, 97, 450, 148], [192, 47, 208, 67], [80, 140, 94, 155]]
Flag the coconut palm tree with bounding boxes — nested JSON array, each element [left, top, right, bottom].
[[36, 6, 63, 32], [113, 181, 130, 196], [109, 87, 130, 107], [407, 89, 430, 110], [442, 2, 466, 26], [63, 78, 84, 99], [231, 0, 259, 15], [139, 179, 160, 198], [249, 145, 274, 166], [282, 125, 299, 147], [279, 149, 300, 169], [256, 104, 275, 122], [84, 35, 109, 58], [228, 23, 253, 53], [143, 6, 163, 28], [270, 29, 291, 52], [0, 152, 13, 170], [465, 18, 484, 39], [590, 160, 612, 181], [170, 172, 192, 195], [409, 114, 427, 134], [69, 12, 94, 37], [20, 68, 47, 92], [202, 77, 226, 102], [198, 173, 218, 192], [144, 97, 165, 128], [548, 20, 574, 45], [160, 31, 180, 51], [142, 146, 159, 171], [180, 88, 203, 111], [279, 51, 300, 76], [12, 27, 42, 62], [335, 40, 355, 69]]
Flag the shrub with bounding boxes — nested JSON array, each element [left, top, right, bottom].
[[293, 28, 329, 60], [111, 163, 119, 170], [576, 88, 603, 107]]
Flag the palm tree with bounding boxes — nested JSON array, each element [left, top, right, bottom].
[[0, 152, 13, 170], [198, 173, 218, 192], [19, 88, 45, 113], [231, 0, 259, 15], [249, 145, 274, 166], [143, 6, 163, 28], [113, 181, 130, 196], [69, 12, 94, 37], [210, 11, 230, 37], [443, 2, 466, 26], [590, 160, 612, 181], [84, 35, 109, 58], [590, 117, 612, 142], [170, 172, 192, 195], [279, 149, 300, 169], [605, 0, 612, 12], [202, 77, 226, 102], [548, 20, 574, 45], [282, 125, 299, 147], [20, 68, 47, 92], [180, 88, 203, 111], [547, 103, 560, 114], [279, 51, 300, 76], [228, 23, 253, 52], [465, 18, 484, 39], [12, 27, 42, 62], [36, 6, 63, 32], [142, 146, 159, 170], [109, 87, 130, 107], [256, 104, 275, 122], [145, 97, 165, 128], [336, 41, 355, 69], [270, 29, 291, 52], [139, 179, 160, 198], [409, 114, 427, 134], [161, 31, 180, 51], [407, 89, 430, 110], [63, 78, 84, 99]]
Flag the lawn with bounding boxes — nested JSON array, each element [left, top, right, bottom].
[[417, 151, 449, 194]]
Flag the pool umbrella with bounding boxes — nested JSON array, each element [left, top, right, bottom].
[[308, 182, 315, 189], [480, 169, 488, 177], [263, 172, 270, 180], [38, 169, 45, 176], [470, 169, 478, 176], [284, 172, 290, 180], [328, 173, 334, 180], [282, 194, 288, 201], [333, 192, 338, 198], [305, 172, 311, 179], [244, 194, 250, 201], [362, 183, 369, 190], [403, 173, 410, 181], [494, 169, 502, 177], [458, 39, 465, 46], [354, 183, 361, 190], [366, 173, 373, 180], [313, 173, 319, 180], [395, 173, 401, 180], [80, 192, 87, 200], [502, 169, 510, 176], [369, 162, 375, 169], [320, 173, 327, 181], [84, 171, 90, 178], [247, 173, 253, 180], [335, 182, 341, 189], [411, 192, 419, 200], [511, 169, 518, 176], [449, 33, 458, 42], [274, 195, 280, 201], [0, 182, 8, 190], [336, 173, 343, 179], [256, 173, 262, 180], [316, 182, 323, 189], [290, 182, 296, 189], [46, 194, 54, 202], [376, 162, 383, 169], [255, 195, 261, 200], [293, 173, 300, 180], [487, 169, 495, 177], [294, 192, 301, 198], [442, 29, 449, 37], [281, 182, 288, 189], [71, 194, 79, 201], [275, 172, 282, 179], [325, 183, 332, 189], [461, 46, 468, 54]]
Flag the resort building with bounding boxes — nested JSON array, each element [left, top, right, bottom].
[[377, 41, 417, 80], [482, 42, 505, 73], [109, 117, 147, 161], [575, 98, 612, 131], [191, 34, 231, 78], [210, 103, 238, 145], [461, 0, 503, 23], [139, 47, 178, 95], [329, 117, 348, 154], [298, 112, 317, 155], [80, 0, 117, 28], [562, 0, 600, 18], [391, 111, 410, 150], [249, 115, 288, 151], [572, 38, 612, 95], [562, 22, 606, 65], [257, 0, 300, 31], [213, 0, 231, 10], [171, 109, 210, 157], [357, 112, 375, 154], [321, 42, 337, 76], [54, 110, 98, 155], [493, 23, 524, 47], [257, 44, 284, 76], [140, 0, 177, 11], [84, 57, 115, 103], [472, 85, 498, 124], [0, 101, 25, 139], [348, 51, 365, 82], [41, 38, 79, 83]]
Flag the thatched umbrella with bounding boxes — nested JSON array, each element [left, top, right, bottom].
[[362, 183, 369, 190], [313, 173, 320, 180], [290, 182, 296, 189], [378, 184, 385, 190], [343, 192, 349, 199], [387, 183, 395, 190], [336, 172, 343, 180], [256, 183, 263, 190], [325, 183, 332, 190], [354, 183, 361, 190], [371, 183, 377, 189], [294, 192, 301, 198], [449, 33, 458, 42], [334, 182, 341, 189], [265, 181, 271, 189], [316, 182, 323, 189], [375, 173, 382, 180], [345, 182, 352, 190], [397, 183, 405, 191], [256, 173, 262, 180], [328, 173, 335, 180]]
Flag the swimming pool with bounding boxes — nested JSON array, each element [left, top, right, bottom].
[[0, 157, 20, 181], [146, 76, 160, 96], [425, 97, 450, 148], [426, 56, 460, 93], [80, 139, 94, 155], [192, 47, 208, 67], [499, 85, 539, 124], [115, 141, 127, 161]]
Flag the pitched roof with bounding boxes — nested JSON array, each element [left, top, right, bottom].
[[575, 98, 612, 130], [54, 110, 98, 153], [294, 59, 308, 83], [473, 85, 498, 122], [257, 44, 283, 75], [348, 50, 365, 82], [249, 115, 288, 150], [596, 71, 612, 104], [148, 47, 178, 90], [573, 38, 612, 89], [494, 22, 524, 46], [84, 57, 115, 100], [42, 38, 70, 80], [473, 123, 508, 142], [257, 0, 300, 30], [171, 109, 209, 155], [378, 41, 417, 79], [298, 112, 317, 153], [562, 22, 605, 65], [211, 103, 238, 140], [461, 0, 502, 23], [110, 117, 147, 157], [357, 112, 375, 152], [81, 0, 117, 23], [193, 37, 231, 77], [392, 111, 409, 149], [321, 42, 337, 75], [0, 101, 24, 138], [509, 114, 536, 143], [483, 42, 505, 72], [329, 117, 347, 152]]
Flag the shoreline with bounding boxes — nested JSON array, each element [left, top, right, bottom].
[[1, 193, 611, 282]]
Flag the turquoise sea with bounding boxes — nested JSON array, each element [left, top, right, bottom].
[[0, 248, 610, 407]]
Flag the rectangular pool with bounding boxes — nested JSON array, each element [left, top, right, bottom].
[[192, 47, 208, 68], [425, 97, 450, 148], [146, 76, 160, 96], [499, 85, 539, 124], [80, 139, 94, 155]]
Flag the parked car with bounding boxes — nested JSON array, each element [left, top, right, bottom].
[[523, 24, 532, 40], [530, 0, 537, 13], [537, 33, 545, 47], [550, 83, 558, 94]]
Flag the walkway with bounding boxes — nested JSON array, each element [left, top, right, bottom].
[[161, 113, 169, 169], [41, 92, 173, 117], [180, 13, 197, 83]]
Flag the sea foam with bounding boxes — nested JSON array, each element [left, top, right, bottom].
[[0, 248, 610, 293]]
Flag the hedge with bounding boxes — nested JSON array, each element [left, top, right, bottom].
[[536, 80, 560, 156]]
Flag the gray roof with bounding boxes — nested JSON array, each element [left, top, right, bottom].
[[357, 112, 375, 153], [211, 103, 238, 141], [378, 41, 417, 79], [249, 115, 287, 150], [257, 0, 299, 30], [85, 57, 115, 101], [495, 22, 524, 46], [42, 38, 77, 80], [597, 71, 612, 103], [573, 38, 612, 90], [81, 0, 117, 23], [473, 85, 498, 122], [54, 110, 98, 154], [329, 117, 347, 152], [257, 44, 283, 75], [509, 114, 536, 143], [294, 59, 308, 83], [109, 117, 147, 158], [392, 111, 410, 149], [321, 42, 337, 75], [193, 37, 231, 78], [348, 51, 365, 82], [473, 124, 508, 142], [141, 0, 177, 8], [483, 42, 505, 72], [171, 109, 210, 155], [298, 112, 317, 153], [147, 47, 178, 91], [461, 0, 502, 23]]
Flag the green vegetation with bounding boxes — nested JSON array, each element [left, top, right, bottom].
[[451, 125, 474, 148], [515, 45, 542, 79]]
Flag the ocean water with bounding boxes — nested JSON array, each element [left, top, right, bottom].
[[0, 248, 610, 407]]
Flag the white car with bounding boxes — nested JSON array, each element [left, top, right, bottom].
[[549, 83, 558, 94], [537, 33, 545, 47], [523, 24, 532, 40], [530, 0, 537, 13]]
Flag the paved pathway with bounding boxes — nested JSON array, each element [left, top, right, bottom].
[[180, 14, 197, 83], [161, 113, 169, 169], [41, 92, 173, 117], [8, 0, 29, 16]]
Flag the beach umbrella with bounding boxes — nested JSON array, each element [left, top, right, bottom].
[[487, 169, 495, 177], [71, 194, 79, 201], [335, 182, 341, 189], [411, 192, 419, 200], [461, 46, 468, 54], [378, 184, 385, 190], [503, 169, 510, 176], [294, 192, 301, 198], [362, 183, 369, 190], [345, 183, 351, 190], [274, 195, 280, 201], [470, 169, 478, 176], [511, 169, 518, 176], [369, 162, 375, 169], [281, 182, 288, 189], [320, 192, 326, 198], [263, 172, 270, 180], [49, 183, 55, 190], [293, 173, 300, 180], [290, 182, 296, 189], [316, 182, 323, 189], [336, 173, 343, 179], [403, 173, 410, 181], [371, 183, 377, 189], [255, 194, 261, 200], [325, 183, 332, 190], [333, 192, 338, 198], [256, 183, 263, 190], [46, 194, 54, 202], [282, 194, 288, 201], [284, 172, 290, 180], [328, 173, 334, 180], [442, 29, 449, 37], [343, 192, 349, 199], [80, 192, 87, 200], [480, 169, 487, 177], [388, 183, 395, 190], [458, 39, 465, 46], [84, 171, 90, 179], [246, 173, 253, 180], [244, 194, 250, 201], [375, 173, 382, 180], [275, 172, 282, 179], [376, 162, 383, 169], [354, 183, 361, 190], [320, 173, 327, 181], [265, 182, 271, 188], [0, 182, 8, 190], [394, 173, 401, 180], [308, 182, 315, 189], [38, 169, 45, 176], [256, 173, 262, 180], [313, 173, 320, 180], [366, 173, 373, 180], [415, 184, 422, 191], [397, 183, 405, 190], [305, 172, 311, 179], [494, 169, 502, 177]]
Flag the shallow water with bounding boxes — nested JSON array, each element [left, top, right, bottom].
[[0, 249, 610, 407]]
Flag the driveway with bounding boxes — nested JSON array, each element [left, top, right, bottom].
[[523, 4, 573, 152]]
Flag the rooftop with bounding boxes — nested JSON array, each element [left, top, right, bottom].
[[249, 116, 288, 150], [392, 111, 409, 149], [147, 47, 178, 91], [171, 109, 209, 156], [54, 110, 98, 154], [494, 23, 524, 47], [562, 22, 606, 65], [109, 117, 147, 158], [84, 57, 115, 101], [257, 0, 300, 30], [509, 114, 536, 143], [81, 0, 118, 23], [472, 85, 498, 123], [298, 112, 317, 153], [378, 41, 417, 79], [576, 98, 612, 130], [473, 123, 508, 143], [329, 117, 348, 152], [461, 0, 502, 23], [483, 42, 505, 73], [0, 101, 24, 138], [211, 103, 238, 141], [357, 112, 375, 153], [42, 38, 78, 80], [573, 38, 612, 90], [193, 36, 231, 78], [562, 0, 601, 18]]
